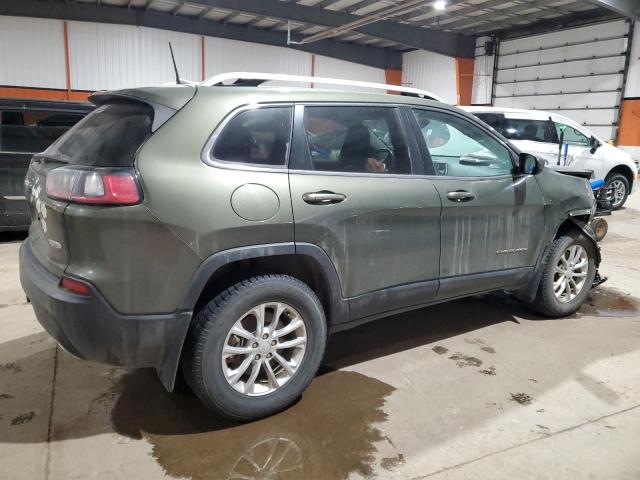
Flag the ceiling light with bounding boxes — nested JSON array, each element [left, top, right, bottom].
[[434, 0, 447, 10]]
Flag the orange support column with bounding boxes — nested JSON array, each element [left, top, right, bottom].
[[617, 99, 640, 146], [385, 68, 402, 94], [63, 21, 72, 101], [455, 58, 475, 106]]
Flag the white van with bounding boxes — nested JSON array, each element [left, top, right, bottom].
[[462, 106, 637, 209]]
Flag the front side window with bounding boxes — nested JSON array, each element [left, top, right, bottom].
[[212, 107, 292, 166], [0, 109, 85, 154], [303, 106, 411, 174], [412, 109, 514, 177], [555, 122, 590, 146]]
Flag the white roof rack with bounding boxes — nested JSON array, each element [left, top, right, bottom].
[[199, 72, 444, 102]]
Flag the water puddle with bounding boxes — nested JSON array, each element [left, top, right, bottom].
[[111, 369, 395, 480], [579, 287, 640, 318]]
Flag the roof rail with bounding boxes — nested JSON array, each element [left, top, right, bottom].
[[199, 72, 444, 102]]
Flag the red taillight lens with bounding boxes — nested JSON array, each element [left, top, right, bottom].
[[60, 276, 91, 296], [46, 167, 141, 205]]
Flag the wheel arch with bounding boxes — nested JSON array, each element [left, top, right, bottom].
[[178, 243, 348, 325], [606, 164, 635, 191], [160, 243, 348, 392], [515, 215, 600, 304]]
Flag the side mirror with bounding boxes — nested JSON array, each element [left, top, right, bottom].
[[589, 135, 601, 154], [519, 152, 544, 175]]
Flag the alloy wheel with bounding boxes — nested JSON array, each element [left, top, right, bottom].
[[553, 245, 589, 303], [609, 179, 626, 208], [222, 302, 307, 396]]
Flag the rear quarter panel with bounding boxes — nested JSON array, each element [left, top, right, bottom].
[[135, 88, 295, 299]]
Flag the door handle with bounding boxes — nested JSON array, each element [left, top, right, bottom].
[[302, 191, 346, 205], [446, 190, 475, 202]]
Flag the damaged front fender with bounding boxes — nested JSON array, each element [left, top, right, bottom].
[[515, 215, 602, 304]]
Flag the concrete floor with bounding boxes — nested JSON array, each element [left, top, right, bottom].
[[1, 194, 640, 480]]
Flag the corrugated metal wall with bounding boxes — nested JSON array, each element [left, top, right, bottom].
[[315, 55, 385, 92], [494, 20, 631, 141], [204, 37, 311, 87], [402, 50, 457, 104], [624, 26, 640, 98], [0, 15, 388, 94], [0, 16, 67, 89], [68, 21, 201, 91], [618, 27, 640, 160]]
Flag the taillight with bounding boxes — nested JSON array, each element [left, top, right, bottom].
[[46, 167, 141, 205], [60, 276, 91, 296]]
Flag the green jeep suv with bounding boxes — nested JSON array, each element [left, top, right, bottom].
[[19, 76, 600, 420]]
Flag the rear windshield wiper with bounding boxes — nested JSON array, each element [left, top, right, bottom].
[[33, 153, 69, 164]]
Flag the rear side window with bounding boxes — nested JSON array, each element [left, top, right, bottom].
[[212, 107, 292, 166], [500, 117, 555, 143], [45, 102, 153, 167], [474, 113, 504, 132], [0, 109, 85, 154]]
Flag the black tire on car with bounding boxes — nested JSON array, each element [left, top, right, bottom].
[[181, 274, 327, 421], [605, 173, 629, 210], [531, 232, 597, 318]]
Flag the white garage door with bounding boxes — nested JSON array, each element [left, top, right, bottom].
[[494, 20, 632, 142]]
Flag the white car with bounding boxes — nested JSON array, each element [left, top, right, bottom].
[[461, 106, 637, 209]]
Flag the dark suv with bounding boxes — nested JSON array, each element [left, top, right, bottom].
[[0, 99, 92, 231], [19, 76, 600, 421]]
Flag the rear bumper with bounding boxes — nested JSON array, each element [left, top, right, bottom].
[[19, 240, 191, 390]]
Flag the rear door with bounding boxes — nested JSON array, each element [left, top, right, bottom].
[[289, 104, 441, 320], [410, 108, 545, 298]]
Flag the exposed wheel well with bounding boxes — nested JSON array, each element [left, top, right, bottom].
[[606, 164, 634, 189], [192, 254, 335, 325], [555, 217, 588, 239]]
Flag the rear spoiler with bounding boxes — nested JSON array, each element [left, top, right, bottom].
[[89, 89, 193, 132]]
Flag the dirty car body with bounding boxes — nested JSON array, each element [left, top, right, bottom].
[[19, 82, 601, 420]]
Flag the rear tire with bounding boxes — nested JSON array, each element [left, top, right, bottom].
[[182, 275, 327, 421], [531, 232, 597, 318], [605, 173, 629, 210]]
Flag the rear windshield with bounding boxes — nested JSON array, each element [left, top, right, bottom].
[[44, 102, 153, 166]]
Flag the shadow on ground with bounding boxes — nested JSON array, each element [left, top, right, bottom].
[[0, 288, 638, 479]]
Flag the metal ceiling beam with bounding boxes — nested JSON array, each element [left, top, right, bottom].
[[393, 0, 469, 24], [159, 0, 476, 57], [586, 0, 640, 19], [0, 0, 402, 69], [495, 8, 621, 39], [439, 0, 576, 30]]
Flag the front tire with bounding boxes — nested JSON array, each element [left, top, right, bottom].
[[605, 173, 629, 210], [531, 233, 597, 317], [182, 275, 327, 421]]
